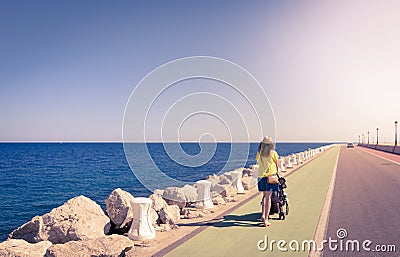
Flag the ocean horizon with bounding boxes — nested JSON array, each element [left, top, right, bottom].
[[0, 142, 332, 241]]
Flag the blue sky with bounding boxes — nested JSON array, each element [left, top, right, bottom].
[[1, 1, 399, 142]]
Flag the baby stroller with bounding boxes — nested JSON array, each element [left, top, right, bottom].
[[268, 175, 289, 220]]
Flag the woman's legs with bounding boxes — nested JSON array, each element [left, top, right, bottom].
[[262, 191, 272, 226], [261, 192, 267, 220]]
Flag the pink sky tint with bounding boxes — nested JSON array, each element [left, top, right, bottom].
[[244, 0, 400, 142]]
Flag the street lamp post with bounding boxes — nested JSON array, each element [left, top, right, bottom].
[[368, 131, 369, 145], [395, 121, 398, 147], [359, 135, 360, 145], [376, 128, 379, 145]]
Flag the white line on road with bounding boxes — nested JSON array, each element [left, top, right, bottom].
[[309, 146, 340, 257]]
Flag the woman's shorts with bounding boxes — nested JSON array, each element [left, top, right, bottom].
[[258, 177, 279, 192]]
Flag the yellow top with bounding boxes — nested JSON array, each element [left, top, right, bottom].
[[256, 150, 279, 178]]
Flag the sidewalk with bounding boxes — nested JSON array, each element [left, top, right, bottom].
[[358, 145, 400, 164], [358, 143, 400, 155], [164, 146, 340, 257]]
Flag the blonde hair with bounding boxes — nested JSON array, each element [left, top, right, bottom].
[[257, 141, 274, 157]]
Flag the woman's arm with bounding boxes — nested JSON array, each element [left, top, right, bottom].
[[275, 151, 279, 175]]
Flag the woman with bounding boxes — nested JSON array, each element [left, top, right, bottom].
[[256, 136, 279, 227]]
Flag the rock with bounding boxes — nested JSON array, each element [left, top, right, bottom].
[[210, 190, 220, 198], [201, 209, 213, 215], [221, 171, 234, 182], [181, 208, 203, 219], [210, 183, 224, 194], [105, 188, 135, 231], [241, 175, 251, 190], [242, 168, 252, 177], [212, 195, 226, 205], [218, 175, 231, 185], [249, 174, 259, 188], [210, 184, 236, 198], [155, 224, 170, 232], [180, 184, 198, 204], [0, 239, 52, 257], [149, 193, 168, 212], [9, 195, 110, 244], [151, 208, 159, 227], [222, 185, 237, 197], [162, 187, 186, 209], [180, 208, 189, 219], [206, 174, 220, 185], [45, 234, 133, 257], [181, 208, 213, 219], [159, 205, 180, 225], [162, 185, 198, 209], [153, 189, 164, 196], [224, 197, 237, 203]]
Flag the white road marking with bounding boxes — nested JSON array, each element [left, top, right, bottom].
[[309, 146, 340, 257]]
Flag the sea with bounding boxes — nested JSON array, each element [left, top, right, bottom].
[[0, 142, 330, 241]]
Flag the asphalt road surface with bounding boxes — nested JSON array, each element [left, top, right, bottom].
[[324, 146, 400, 257]]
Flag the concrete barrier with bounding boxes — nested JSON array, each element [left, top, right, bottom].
[[297, 153, 304, 164], [278, 157, 286, 172], [128, 197, 156, 240], [285, 156, 293, 168], [304, 151, 309, 160], [195, 180, 214, 209], [291, 154, 298, 165], [278, 158, 286, 172]]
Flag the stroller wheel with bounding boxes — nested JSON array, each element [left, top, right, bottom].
[[285, 202, 289, 215], [279, 212, 285, 220]]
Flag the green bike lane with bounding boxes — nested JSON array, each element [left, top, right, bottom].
[[165, 146, 340, 257]]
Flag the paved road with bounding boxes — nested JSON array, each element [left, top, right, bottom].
[[325, 146, 400, 257]]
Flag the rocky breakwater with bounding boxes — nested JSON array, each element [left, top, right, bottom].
[[8, 195, 110, 244], [0, 165, 260, 256], [2, 195, 134, 257]]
